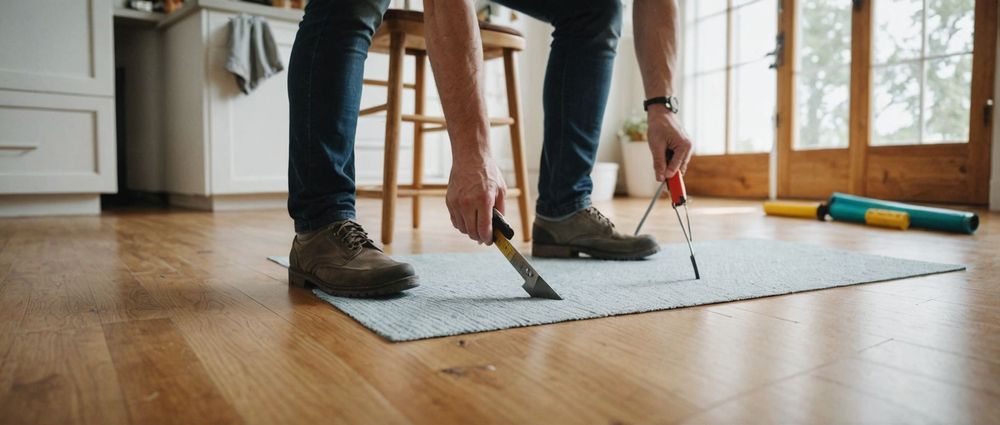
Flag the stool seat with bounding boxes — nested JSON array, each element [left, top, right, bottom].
[[371, 9, 525, 59]]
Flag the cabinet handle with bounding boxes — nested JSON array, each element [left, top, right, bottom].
[[0, 144, 39, 151]]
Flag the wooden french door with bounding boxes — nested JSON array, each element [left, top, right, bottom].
[[776, 0, 996, 204], [681, 0, 777, 198]]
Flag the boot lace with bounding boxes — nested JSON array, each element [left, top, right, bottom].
[[333, 221, 375, 250], [585, 207, 615, 229]]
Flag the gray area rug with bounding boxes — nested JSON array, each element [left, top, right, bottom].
[[268, 239, 963, 342]]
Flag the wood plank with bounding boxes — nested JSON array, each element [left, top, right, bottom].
[[686, 153, 769, 198], [677, 371, 935, 424], [847, 0, 872, 195], [967, 0, 998, 203], [19, 272, 102, 333], [785, 149, 850, 199], [102, 318, 242, 425], [0, 327, 129, 425], [854, 339, 1000, 397], [1, 198, 998, 423], [865, 146, 973, 203], [87, 270, 170, 325], [811, 357, 1000, 424], [0, 277, 31, 379], [775, 0, 797, 197], [168, 312, 409, 425]]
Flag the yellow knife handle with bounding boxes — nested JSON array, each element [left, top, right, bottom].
[[494, 229, 516, 260]]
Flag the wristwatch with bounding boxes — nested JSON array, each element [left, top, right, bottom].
[[643, 96, 679, 113]]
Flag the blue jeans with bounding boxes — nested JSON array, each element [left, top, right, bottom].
[[287, 0, 623, 232]]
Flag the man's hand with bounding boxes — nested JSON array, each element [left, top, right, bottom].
[[424, 0, 502, 245], [634, 0, 690, 180], [447, 158, 507, 245], [646, 105, 693, 181]]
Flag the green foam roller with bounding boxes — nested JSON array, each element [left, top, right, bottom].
[[827, 201, 870, 225], [828, 192, 978, 234]]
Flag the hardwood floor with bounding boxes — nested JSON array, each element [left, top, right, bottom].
[[0, 197, 998, 424]]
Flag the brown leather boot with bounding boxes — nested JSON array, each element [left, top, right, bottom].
[[288, 220, 418, 297], [532, 207, 660, 260]]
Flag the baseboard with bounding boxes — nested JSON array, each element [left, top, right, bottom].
[[169, 193, 288, 211], [0, 194, 101, 217]]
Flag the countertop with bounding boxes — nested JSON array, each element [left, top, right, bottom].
[[113, 0, 304, 29]]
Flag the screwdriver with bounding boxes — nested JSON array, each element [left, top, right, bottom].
[[633, 151, 700, 280]]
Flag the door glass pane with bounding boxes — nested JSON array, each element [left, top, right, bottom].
[[924, 54, 972, 143], [794, 0, 852, 149], [696, 0, 729, 18], [873, 0, 923, 65], [734, 0, 777, 65], [733, 62, 775, 153], [926, 0, 975, 56], [871, 0, 975, 146], [693, 72, 726, 155], [695, 14, 728, 72], [796, 67, 850, 149], [872, 63, 921, 146]]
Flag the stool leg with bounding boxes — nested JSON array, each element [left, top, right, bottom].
[[412, 53, 426, 229], [381, 31, 406, 245], [503, 49, 532, 242]]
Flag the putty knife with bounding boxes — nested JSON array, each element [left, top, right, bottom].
[[492, 209, 562, 300]]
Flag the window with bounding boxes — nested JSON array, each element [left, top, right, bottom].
[[871, 0, 975, 146], [682, 0, 778, 156], [775, 0, 994, 204], [794, 0, 852, 149]]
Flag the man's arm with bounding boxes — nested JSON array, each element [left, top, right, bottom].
[[634, 0, 693, 181], [424, 0, 506, 245]]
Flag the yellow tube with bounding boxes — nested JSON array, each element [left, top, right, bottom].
[[763, 201, 822, 220], [864, 208, 910, 230]]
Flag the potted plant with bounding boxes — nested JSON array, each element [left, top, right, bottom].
[[619, 114, 660, 197]]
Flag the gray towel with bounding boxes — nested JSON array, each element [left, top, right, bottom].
[[225, 13, 284, 94]]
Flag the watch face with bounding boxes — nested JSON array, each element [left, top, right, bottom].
[[668, 96, 679, 113]]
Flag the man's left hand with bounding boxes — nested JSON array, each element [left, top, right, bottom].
[[646, 105, 693, 181]]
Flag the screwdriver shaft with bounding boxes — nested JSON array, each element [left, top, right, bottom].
[[674, 205, 700, 280], [634, 181, 667, 236]]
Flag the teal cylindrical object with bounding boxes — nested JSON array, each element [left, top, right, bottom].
[[827, 201, 869, 225], [828, 192, 979, 234]]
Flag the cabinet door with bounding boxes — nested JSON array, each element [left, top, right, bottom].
[[0, 0, 114, 96], [0, 90, 116, 194], [206, 11, 297, 194]]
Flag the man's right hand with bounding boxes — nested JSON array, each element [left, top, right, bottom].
[[446, 157, 507, 245]]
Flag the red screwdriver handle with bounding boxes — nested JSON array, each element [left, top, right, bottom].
[[665, 150, 687, 207], [668, 172, 687, 207]]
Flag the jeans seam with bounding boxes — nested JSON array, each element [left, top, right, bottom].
[[295, 209, 356, 233], [538, 195, 590, 218], [544, 43, 571, 213]]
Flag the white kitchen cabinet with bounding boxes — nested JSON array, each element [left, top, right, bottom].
[[0, 0, 117, 216], [160, 2, 303, 210], [0, 0, 114, 97], [0, 90, 116, 194]]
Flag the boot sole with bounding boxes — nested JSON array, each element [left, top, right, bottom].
[[533, 243, 661, 261], [288, 268, 419, 298]]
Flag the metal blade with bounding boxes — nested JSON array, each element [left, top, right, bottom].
[[674, 205, 700, 280], [494, 231, 563, 300], [634, 181, 667, 236]]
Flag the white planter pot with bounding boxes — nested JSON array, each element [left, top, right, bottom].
[[590, 162, 619, 201], [620, 138, 659, 197]]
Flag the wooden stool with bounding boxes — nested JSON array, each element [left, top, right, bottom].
[[358, 9, 533, 245]]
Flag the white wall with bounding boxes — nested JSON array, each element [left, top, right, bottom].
[[508, 3, 646, 195]]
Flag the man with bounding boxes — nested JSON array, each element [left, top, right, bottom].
[[286, 0, 694, 297]]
